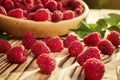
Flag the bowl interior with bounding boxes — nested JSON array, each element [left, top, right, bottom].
[[0, 0, 89, 38]]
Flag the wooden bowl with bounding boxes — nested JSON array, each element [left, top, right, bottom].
[[0, 0, 89, 38]]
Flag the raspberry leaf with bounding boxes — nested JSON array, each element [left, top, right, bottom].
[[105, 13, 120, 26], [0, 32, 7, 40], [108, 25, 120, 33], [72, 13, 120, 38], [72, 20, 92, 38]]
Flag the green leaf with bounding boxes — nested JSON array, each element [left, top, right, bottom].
[[72, 13, 120, 39], [0, 32, 7, 40], [108, 25, 120, 33], [77, 20, 91, 31], [72, 20, 93, 38], [97, 19, 108, 29], [105, 13, 120, 25]]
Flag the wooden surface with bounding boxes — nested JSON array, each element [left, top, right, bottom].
[[0, 9, 120, 80]]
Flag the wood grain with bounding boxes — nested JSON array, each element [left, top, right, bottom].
[[0, 39, 120, 80]]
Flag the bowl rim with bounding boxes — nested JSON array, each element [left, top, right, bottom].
[[0, 0, 89, 24]]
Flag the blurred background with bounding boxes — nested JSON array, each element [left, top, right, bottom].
[[83, 0, 120, 9]]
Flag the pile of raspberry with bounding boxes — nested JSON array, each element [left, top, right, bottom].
[[0, 31, 120, 80], [0, 0, 84, 22]]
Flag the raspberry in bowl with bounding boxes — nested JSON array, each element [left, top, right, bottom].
[[0, 0, 89, 38]]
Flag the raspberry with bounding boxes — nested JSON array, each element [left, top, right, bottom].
[[36, 53, 56, 74], [8, 8, 23, 18], [0, 6, 7, 15], [57, 2, 62, 10], [60, 8, 66, 12], [33, 3, 44, 11], [34, 9, 50, 21], [3, 0, 14, 11], [63, 10, 75, 20], [77, 47, 101, 66], [26, 3, 34, 12], [55, 0, 60, 2], [23, 10, 27, 17], [97, 40, 115, 55], [34, 0, 41, 5], [62, 1, 68, 7], [6, 45, 27, 63], [31, 41, 51, 57], [27, 12, 35, 20], [83, 32, 102, 46], [12, 0, 22, 3], [46, 1, 57, 12], [0, 0, 3, 5], [63, 34, 78, 48], [41, 0, 50, 7], [77, 5, 84, 12], [43, 36, 52, 43], [107, 31, 120, 46], [74, 8, 82, 16], [83, 58, 105, 80], [51, 10, 63, 22], [0, 39, 11, 53], [15, 2, 26, 10], [23, 0, 33, 4], [22, 31, 36, 49], [45, 36, 63, 52], [69, 0, 82, 10], [68, 40, 84, 56]]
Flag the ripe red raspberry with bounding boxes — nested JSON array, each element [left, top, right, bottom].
[[0, 39, 11, 53], [23, 10, 28, 17], [41, 0, 50, 7], [34, 0, 41, 5], [63, 34, 78, 48], [23, 0, 33, 4], [77, 47, 101, 66], [3, 0, 14, 11], [51, 10, 63, 22], [55, 0, 60, 2], [8, 8, 23, 18], [57, 2, 62, 10], [33, 3, 44, 11], [6, 45, 28, 63], [46, 1, 57, 12], [83, 58, 105, 80], [34, 9, 50, 21], [12, 0, 22, 3], [60, 8, 66, 12], [0, 0, 2, 5], [63, 10, 75, 20], [68, 40, 84, 56], [83, 32, 102, 46], [62, 1, 68, 7], [107, 31, 120, 46], [22, 31, 36, 49], [15, 2, 26, 10], [31, 41, 51, 57], [43, 36, 52, 43], [27, 12, 35, 20], [0, 6, 7, 15], [45, 36, 63, 52], [69, 0, 82, 10], [97, 40, 115, 55], [74, 8, 82, 16], [77, 5, 84, 12], [26, 3, 34, 12], [36, 53, 56, 74]]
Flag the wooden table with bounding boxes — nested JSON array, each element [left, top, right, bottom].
[[0, 9, 120, 80]]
